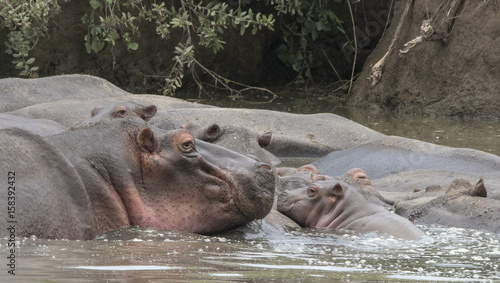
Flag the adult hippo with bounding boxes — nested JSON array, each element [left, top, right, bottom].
[[0, 117, 275, 240], [277, 166, 425, 240], [394, 178, 500, 233]]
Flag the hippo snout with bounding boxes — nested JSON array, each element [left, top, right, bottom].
[[230, 159, 275, 220], [277, 190, 291, 213]]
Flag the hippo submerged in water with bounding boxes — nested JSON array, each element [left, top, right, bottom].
[[277, 166, 425, 240], [0, 116, 275, 240], [393, 178, 500, 233]]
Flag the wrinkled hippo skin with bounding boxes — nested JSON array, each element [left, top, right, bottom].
[[277, 166, 424, 240], [0, 117, 275, 239], [394, 179, 500, 233]]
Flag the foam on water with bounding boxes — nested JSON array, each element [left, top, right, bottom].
[[72, 265, 177, 271], [5, 224, 500, 281]]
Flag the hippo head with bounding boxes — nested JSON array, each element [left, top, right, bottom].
[[91, 101, 157, 121], [445, 178, 487, 198], [278, 179, 346, 227], [72, 101, 157, 129], [181, 122, 278, 166], [123, 125, 275, 234], [182, 122, 272, 147]]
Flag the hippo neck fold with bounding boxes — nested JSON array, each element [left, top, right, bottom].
[[49, 118, 148, 234]]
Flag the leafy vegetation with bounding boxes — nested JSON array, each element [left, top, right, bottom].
[[0, 0, 63, 77], [0, 0, 347, 94], [272, 0, 345, 85]]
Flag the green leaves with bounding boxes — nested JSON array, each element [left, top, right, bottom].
[[127, 42, 138, 50], [89, 0, 102, 10], [1, 0, 60, 77], [3, 0, 339, 91], [271, 0, 346, 85]]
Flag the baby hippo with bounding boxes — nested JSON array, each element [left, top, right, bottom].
[[277, 166, 425, 240]]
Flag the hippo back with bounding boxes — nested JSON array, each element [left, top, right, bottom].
[[0, 128, 96, 239]]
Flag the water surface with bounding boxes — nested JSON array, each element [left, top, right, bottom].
[[4, 225, 500, 282]]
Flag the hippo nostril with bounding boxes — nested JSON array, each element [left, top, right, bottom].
[[258, 162, 272, 171]]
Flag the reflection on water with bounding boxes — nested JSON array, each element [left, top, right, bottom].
[[3, 95, 500, 281], [3, 226, 500, 282]]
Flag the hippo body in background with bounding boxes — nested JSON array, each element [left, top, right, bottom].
[[277, 166, 424, 240], [0, 75, 212, 113], [372, 169, 500, 201], [0, 117, 275, 240], [313, 136, 500, 180], [0, 113, 66, 136], [0, 75, 130, 112], [394, 179, 500, 233]]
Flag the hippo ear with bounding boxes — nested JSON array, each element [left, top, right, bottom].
[[139, 105, 157, 121], [297, 164, 320, 175], [469, 178, 487, 198], [201, 124, 222, 143], [331, 183, 345, 198], [137, 127, 158, 153], [258, 132, 272, 148]]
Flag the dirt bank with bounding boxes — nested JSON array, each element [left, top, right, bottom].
[[349, 0, 500, 117]]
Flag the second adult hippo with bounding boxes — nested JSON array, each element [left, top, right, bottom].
[[71, 101, 167, 128], [277, 167, 425, 240], [0, 117, 275, 240]]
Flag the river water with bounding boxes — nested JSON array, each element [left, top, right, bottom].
[[3, 96, 500, 282]]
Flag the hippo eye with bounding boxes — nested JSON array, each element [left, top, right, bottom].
[[307, 186, 317, 197], [114, 106, 128, 118], [181, 140, 195, 153]]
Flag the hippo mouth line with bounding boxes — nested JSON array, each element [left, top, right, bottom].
[[200, 164, 250, 218]]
